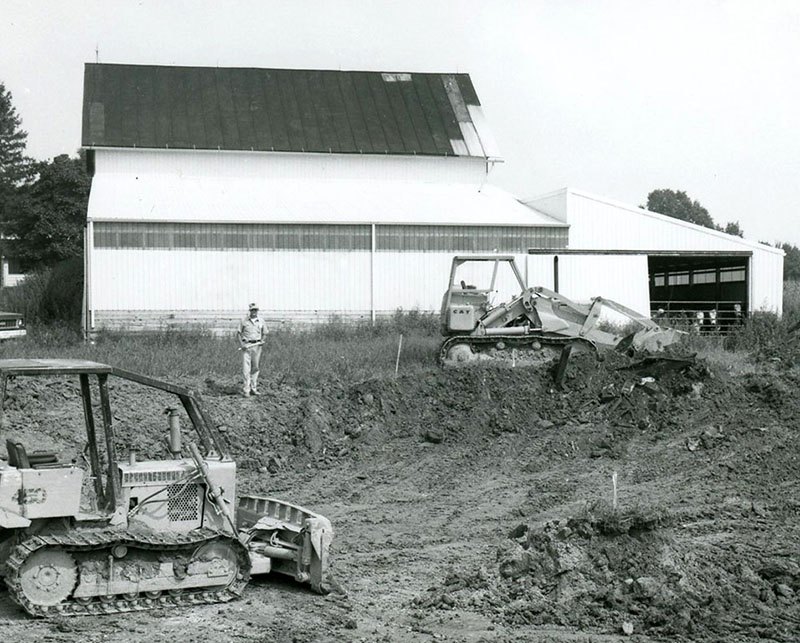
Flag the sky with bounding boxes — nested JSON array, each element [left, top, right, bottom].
[[2, 0, 799, 245]]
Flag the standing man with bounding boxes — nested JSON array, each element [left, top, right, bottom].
[[238, 302, 267, 397]]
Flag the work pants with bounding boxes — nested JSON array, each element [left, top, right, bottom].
[[242, 345, 262, 394]]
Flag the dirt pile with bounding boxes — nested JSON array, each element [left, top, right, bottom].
[[403, 355, 800, 642], [0, 350, 782, 478], [496, 509, 798, 640], [416, 505, 799, 641]]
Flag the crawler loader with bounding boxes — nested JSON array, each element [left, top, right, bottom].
[[0, 359, 332, 617], [439, 256, 682, 365]]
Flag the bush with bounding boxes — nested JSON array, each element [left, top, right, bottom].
[[723, 311, 787, 354], [42, 258, 83, 325], [783, 280, 800, 322], [0, 267, 52, 324], [0, 258, 83, 327]]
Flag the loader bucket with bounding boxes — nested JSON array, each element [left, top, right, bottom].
[[628, 327, 686, 353]]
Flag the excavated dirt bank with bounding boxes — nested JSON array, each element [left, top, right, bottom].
[[0, 351, 798, 642]]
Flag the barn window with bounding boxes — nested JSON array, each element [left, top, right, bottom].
[[719, 267, 746, 282], [94, 222, 566, 253], [375, 225, 567, 253], [94, 222, 371, 251], [667, 271, 690, 286], [692, 269, 716, 284]]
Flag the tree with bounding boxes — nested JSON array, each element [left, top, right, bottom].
[[1, 82, 37, 261], [3, 154, 90, 268], [0, 83, 35, 189], [645, 188, 744, 237], [778, 242, 800, 281], [645, 189, 716, 229], [722, 221, 744, 238]]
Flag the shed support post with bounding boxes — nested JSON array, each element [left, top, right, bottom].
[[370, 223, 376, 325], [553, 255, 559, 293]]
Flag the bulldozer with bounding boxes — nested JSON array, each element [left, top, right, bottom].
[[0, 359, 332, 617], [439, 255, 683, 365]]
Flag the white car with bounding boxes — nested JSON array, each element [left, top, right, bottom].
[[0, 311, 26, 339]]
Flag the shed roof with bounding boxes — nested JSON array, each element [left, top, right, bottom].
[[525, 188, 784, 256], [82, 63, 499, 159]]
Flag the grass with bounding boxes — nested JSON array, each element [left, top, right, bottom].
[[0, 316, 441, 387], [4, 280, 800, 384]]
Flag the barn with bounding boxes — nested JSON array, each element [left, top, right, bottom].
[[80, 63, 783, 333], [80, 63, 567, 333]]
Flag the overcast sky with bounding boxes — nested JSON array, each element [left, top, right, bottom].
[[2, 0, 798, 245]]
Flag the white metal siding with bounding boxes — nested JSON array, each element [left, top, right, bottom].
[[568, 193, 764, 252], [91, 250, 371, 313], [89, 250, 535, 329], [526, 254, 650, 313], [750, 251, 784, 315], [87, 174, 565, 227], [93, 148, 489, 184], [523, 189, 569, 223], [372, 252, 529, 313]]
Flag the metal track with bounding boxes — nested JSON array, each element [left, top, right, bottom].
[[4, 528, 250, 617], [438, 334, 595, 366]]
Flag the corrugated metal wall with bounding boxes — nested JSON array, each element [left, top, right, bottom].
[[92, 249, 371, 313], [526, 254, 651, 313], [373, 252, 529, 313], [90, 246, 550, 330], [750, 251, 784, 315]]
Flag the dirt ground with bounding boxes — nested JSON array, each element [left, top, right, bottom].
[[0, 350, 798, 642]]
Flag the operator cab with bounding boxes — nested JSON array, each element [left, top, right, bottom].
[[441, 256, 528, 335]]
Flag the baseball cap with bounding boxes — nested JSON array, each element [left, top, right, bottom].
[[249, 302, 259, 311]]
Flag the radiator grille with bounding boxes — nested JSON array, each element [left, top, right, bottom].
[[167, 484, 201, 521], [122, 470, 185, 486]]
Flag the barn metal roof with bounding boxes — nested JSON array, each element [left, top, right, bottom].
[[86, 175, 564, 227], [82, 63, 500, 159]]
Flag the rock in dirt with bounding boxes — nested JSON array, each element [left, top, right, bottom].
[[424, 428, 444, 443], [508, 523, 528, 539], [297, 398, 329, 456], [266, 456, 282, 474]]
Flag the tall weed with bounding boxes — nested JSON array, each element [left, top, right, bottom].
[[0, 268, 51, 323], [0, 321, 440, 387], [783, 280, 800, 324], [0, 259, 83, 327]]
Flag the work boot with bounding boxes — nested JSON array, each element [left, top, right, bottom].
[[242, 390, 250, 398], [250, 389, 260, 396]]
